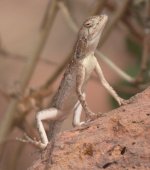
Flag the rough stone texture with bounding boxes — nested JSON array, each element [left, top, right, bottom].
[[28, 87, 150, 170]]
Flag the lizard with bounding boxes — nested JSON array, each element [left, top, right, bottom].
[[18, 15, 124, 149]]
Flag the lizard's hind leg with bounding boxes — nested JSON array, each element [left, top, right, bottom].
[[17, 108, 62, 149], [36, 108, 61, 147], [72, 94, 86, 127]]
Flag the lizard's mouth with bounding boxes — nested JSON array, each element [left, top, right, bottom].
[[88, 15, 108, 41], [96, 15, 108, 34]]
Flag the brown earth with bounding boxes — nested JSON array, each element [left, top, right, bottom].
[[28, 87, 150, 170]]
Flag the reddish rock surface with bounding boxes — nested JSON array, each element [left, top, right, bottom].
[[29, 87, 150, 170]]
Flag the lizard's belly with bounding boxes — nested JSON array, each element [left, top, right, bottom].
[[51, 55, 96, 113], [82, 54, 96, 82], [62, 56, 96, 111]]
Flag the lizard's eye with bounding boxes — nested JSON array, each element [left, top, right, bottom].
[[84, 21, 93, 28]]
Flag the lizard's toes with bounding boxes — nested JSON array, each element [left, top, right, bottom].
[[86, 112, 98, 122], [79, 121, 86, 126], [119, 98, 128, 106], [16, 133, 47, 149], [73, 121, 86, 127]]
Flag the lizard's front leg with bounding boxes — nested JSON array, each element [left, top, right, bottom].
[[76, 66, 97, 121], [94, 57, 124, 105]]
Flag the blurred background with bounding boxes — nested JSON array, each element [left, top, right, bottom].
[[0, 0, 149, 169]]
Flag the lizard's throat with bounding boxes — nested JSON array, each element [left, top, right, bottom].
[[74, 32, 101, 59]]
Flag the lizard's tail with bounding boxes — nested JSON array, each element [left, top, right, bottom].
[[48, 121, 63, 140]]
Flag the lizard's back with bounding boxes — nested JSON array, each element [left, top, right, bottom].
[[50, 59, 78, 112]]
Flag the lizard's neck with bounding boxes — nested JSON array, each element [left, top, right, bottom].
[[74, 32, 101, 60]]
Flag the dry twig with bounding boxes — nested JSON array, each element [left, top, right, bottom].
[[99, 0, 131, 45], [136, 0, 150, 82]]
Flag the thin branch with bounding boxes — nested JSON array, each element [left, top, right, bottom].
[[90, 0, 108, 15], [98, 0, 131, 46], [0, 0, 59, 143], [57, 1, 78, 33], [106, 2, 143, 43], [95, 51, 135, 83], [140, 0, 150, 71], [44, 53, 71, 89], [0, 47, 57, 65], [141, 31, 150, 71], [114, 85, 140, 95], [122, 18, 143, 43], [136, 0, 150, 82], [40, 0, 58, 30]]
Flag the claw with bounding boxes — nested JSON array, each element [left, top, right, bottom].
[[16, 133, 46, 149], [119, 98, 128, 106], [86, 112, 98, 122]]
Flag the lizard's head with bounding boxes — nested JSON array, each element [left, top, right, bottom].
[[75, 15, 108, 59], [82, 15, 108, 41]]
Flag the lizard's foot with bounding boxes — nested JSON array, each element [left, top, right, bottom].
[[16, 133, 47, 149], [86, 112, 98, 122], [119, 98, 128, 106], [73, 121, 85, 127]]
